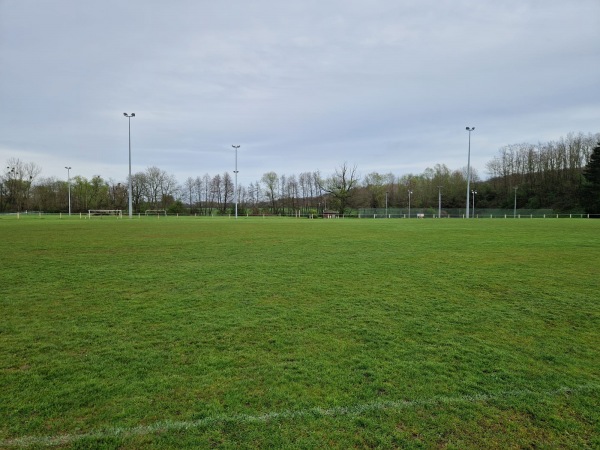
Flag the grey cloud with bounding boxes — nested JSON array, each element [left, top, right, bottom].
[[1, 0, 599, 184]]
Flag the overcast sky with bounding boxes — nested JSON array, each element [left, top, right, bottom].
[[1, 0, 599, 186]]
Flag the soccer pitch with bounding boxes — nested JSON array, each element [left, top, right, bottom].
[[1, 217, 598, 448]]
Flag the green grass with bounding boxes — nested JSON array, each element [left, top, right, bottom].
[[1, 216, 599, 448]]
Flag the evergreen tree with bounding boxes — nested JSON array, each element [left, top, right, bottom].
[[581, 142, 600, 214]]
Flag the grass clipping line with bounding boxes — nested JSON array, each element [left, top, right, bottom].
[[2, 384, 596, 447]]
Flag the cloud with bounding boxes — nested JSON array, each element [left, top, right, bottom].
[[1, 0, 599, 185]]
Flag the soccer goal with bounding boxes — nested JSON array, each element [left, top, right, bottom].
[[145, 209, 167, 217], [88, 210, 123, 219]]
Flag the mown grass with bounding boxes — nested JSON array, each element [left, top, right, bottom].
[[0, 216, 598, 449]]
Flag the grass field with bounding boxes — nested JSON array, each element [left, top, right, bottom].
[[1, 216, 599, 449]]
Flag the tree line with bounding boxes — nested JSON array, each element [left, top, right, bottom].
[[2, 131, 599, 215]]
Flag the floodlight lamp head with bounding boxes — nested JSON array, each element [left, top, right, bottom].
[[123, 113, 127, 116], [131, 113, 135, 117]]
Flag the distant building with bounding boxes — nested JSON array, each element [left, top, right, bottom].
[[322, 210, 339, 219]]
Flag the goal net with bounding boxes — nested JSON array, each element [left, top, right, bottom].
[[145, 209, 167, 216], [88, 210, 123, 218]]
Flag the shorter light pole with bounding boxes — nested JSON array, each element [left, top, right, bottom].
[[465, 126, 475, 218], [65, 166, 71, 215], [385, 191, 388, 217], [232, 145, 240, 219], [471, 190, 478, 218], [408, 190, 413, 218], [513, 186, 518, 218], [437, 186, 442, 218]]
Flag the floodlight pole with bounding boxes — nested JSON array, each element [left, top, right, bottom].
[[232, 145, 240, 219], [385, 191, 388, 217], [465, 127, 475, 218], [471, 190, 477, 218], [513, 187, 518, 218], [65, 166, 72, 215], [438, 186, 442, 218], [408, 190, 413, 218], [124, 113, 135, 218]]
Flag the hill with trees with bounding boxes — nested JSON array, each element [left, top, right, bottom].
[[1, 132, 598, 215]]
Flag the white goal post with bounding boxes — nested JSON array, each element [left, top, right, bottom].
[[145, 209, 167, 216], [88, 209, 123, 218]]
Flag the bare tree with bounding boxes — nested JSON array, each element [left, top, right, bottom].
[[194, 176, 203, 214], [131, 172, 148, 212], [247, 181, 261, 213], [211, 174, 223, 212], [222, 172, 233, 213], [145, 166, 163, 208], [184, 177, 195, 213], [316, 163, 360, 215], [286, 174, 299, 214], [261, 171, 279, 213], [159, 172, 178, 209], [109, 180, 127, 210], [237, 185, 248, 214], [279, 174, 287, 214], [299, 172, 312, 211], [202, 173, 213, 215], [2, 158, 41, 211]]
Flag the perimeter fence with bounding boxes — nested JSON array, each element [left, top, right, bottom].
[[1, 210, 599, 220], [353, 208, 599, 219]]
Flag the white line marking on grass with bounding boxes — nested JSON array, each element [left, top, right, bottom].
[[2, 384, 597, 447]]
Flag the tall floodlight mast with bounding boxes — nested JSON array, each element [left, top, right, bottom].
[[124, 113, 135, 218]]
